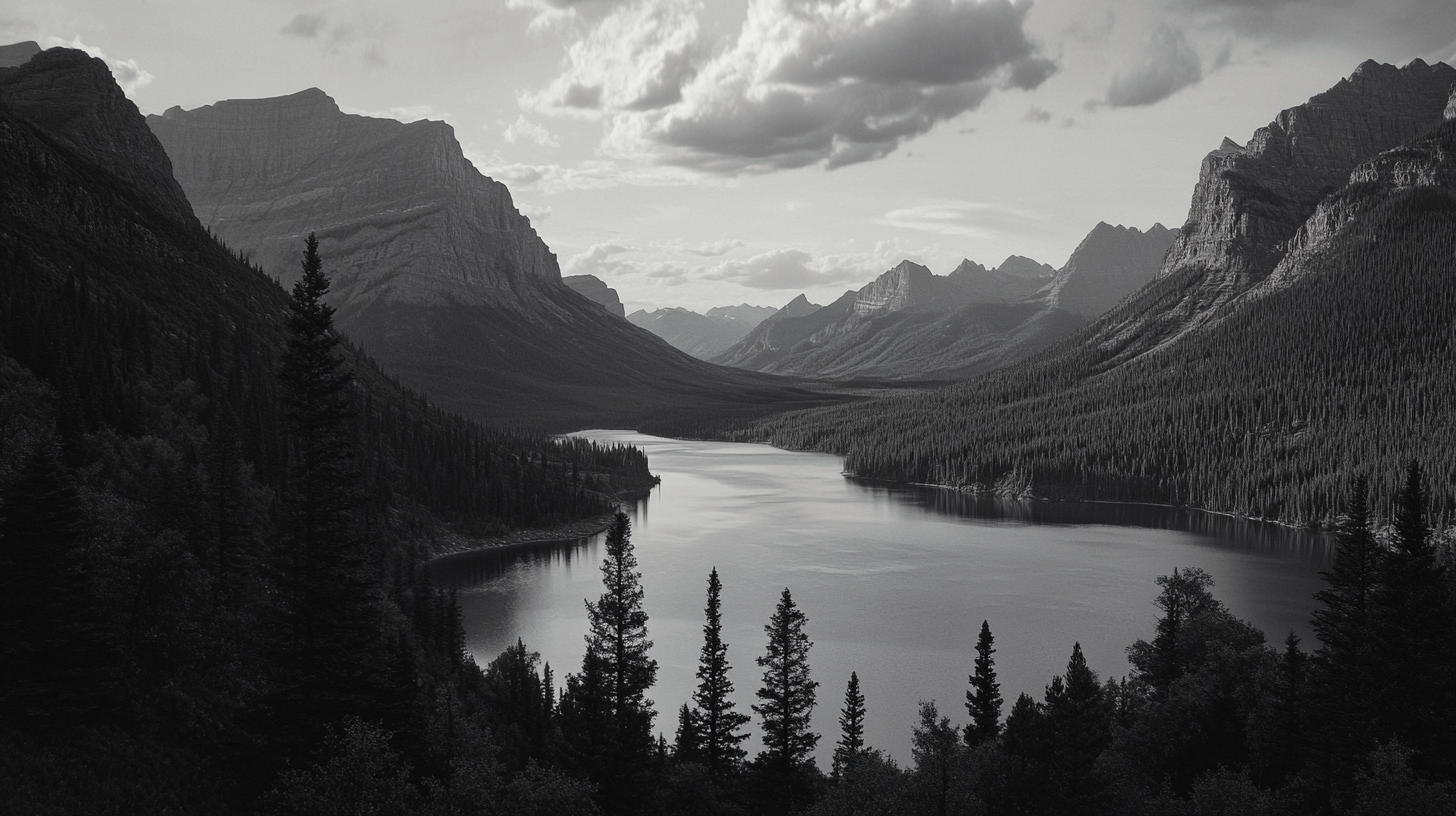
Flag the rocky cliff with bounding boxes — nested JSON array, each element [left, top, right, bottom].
[[145, 87, 832, 429], [1, 48, 197, 228], [1081, 59, 1456, 364], [945, 258, 1050, 304], [563, 274, 625, 317], [148, 89, 559, 311]]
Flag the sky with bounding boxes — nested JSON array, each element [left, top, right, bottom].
[[5, 1, 1455, 314]]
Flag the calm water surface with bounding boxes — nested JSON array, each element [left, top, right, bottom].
[[431, 431, 1333, 764]]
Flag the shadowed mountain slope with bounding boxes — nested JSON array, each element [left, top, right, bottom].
[[146, 91, 838, 430]]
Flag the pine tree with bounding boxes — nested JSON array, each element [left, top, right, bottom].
[[564, 511, 657, 812], [1371, 461, 1455, 775], [753, 587, 820, 812], [831, 672, 866, 782], [270, 232, 387, 754], [1311, 477, 1381, 784], [964, 620, 1002, 747], [692, 567, 750, 775], [1044, 643, 1109, 809], [673, 703, 704, 765]]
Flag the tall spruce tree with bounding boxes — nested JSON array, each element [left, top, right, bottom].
[[1044, 643, 1109, 809], [832, 672, 866, 782], [1371, 461, 1455, 775], [692, 567, 750, 774], [564, 511, 657, 812], [965, 620, 1003, 747], [753, 587, 819, 812], [271, 232, 387, 752], [1311, 476, 1381, 782]]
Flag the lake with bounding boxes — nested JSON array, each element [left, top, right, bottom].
[[430, 431, 1334, 765]]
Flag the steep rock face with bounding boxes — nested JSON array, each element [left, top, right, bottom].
[[1047, 222, 1176, 318], [563, 274, 625, 317], [0, 48, 196, 227], [1086, 58, 1455, 363], [0, 41, 40, 67], [853, 261, 938, 315], [1165, 58, 1454, 283], [146, 87, 832, 429], [147, 89, 559, 310]]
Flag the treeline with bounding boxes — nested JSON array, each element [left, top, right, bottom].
[[660, 182, 1456, 527], [204, 464, 1455, 816]]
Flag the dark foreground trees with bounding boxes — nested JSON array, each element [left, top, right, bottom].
[[559, 511, 657, 813], [753, 587, 819, 812], [692, 567, 751, 776]]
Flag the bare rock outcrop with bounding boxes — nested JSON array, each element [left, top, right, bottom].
[[563, 274, 625, 317], [147, 89, 560, 311], [1047, 222, 1176, 318]]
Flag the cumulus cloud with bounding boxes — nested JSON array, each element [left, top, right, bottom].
[[45, 36, 152, 95], [1103, 24, 1202, 108], [1024, 105, 1053, 123], [503, 115, 561, 147], [565, 243, 637, 277], [527, 0, 1056, 173], [680, 239, 744, 256], [703, 248, 870, 290]]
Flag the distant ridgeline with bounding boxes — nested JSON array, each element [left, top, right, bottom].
[[670, 59, 1456, 526]]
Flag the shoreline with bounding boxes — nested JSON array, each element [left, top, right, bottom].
[[427, 486, 656, 561]]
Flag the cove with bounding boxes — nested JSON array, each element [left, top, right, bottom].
[[430, 431, 1334, 764]]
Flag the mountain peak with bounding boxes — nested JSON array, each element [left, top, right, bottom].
[[0, 40, 40, 68], [0, 47, 197, 227]]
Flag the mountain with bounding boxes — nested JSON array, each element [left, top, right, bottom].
[[689, 59, 1456, 525], [712, 229, 1168, 381], [563, 274, 625, 317], [0, 40, 38, 67], [146, 90, 835, 430], [0, 46, 652, 534], [625, 303, 776, 359]]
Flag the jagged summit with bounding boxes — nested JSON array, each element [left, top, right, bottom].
[[0, 48, 197, 227]]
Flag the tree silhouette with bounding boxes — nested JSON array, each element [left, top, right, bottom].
[[965, 620, 1003, 747], [832, 672, 866, 782], [692, 567, 750, 775]]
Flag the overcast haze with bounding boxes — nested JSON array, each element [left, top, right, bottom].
[[7, 0, 1454, 313]]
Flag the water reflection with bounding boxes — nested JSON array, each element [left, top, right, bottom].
[[431, 432, 1335, 765]]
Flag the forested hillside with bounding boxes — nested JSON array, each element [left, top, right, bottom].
[[0, 47, 653, 812], [660, 119, 1456, 527]]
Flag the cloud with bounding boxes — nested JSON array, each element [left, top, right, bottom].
[[565, 243, 637, 277], [1103, 24, 1202, 108], [882, 200, 1048, 237], [527, 0, 1056, 173], [1024, 105, 1053, 123], [703, 248, 870, 290], [518, 203, 554, 221], [282, 13, 327, 38], [45, 36, 152, 95], [503, 115, 561, 147], [474, 152, 727, 193], [681, 239, 744, 256]]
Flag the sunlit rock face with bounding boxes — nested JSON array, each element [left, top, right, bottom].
[[1084, 59, 1456, 363], [148, 89, 560, 312]]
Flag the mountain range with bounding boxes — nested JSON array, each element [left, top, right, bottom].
[[712, 225, 1174, 380], [145, 89, 835, 430], [625, 303, 778, 360], [679, 58, 1456, 525]]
